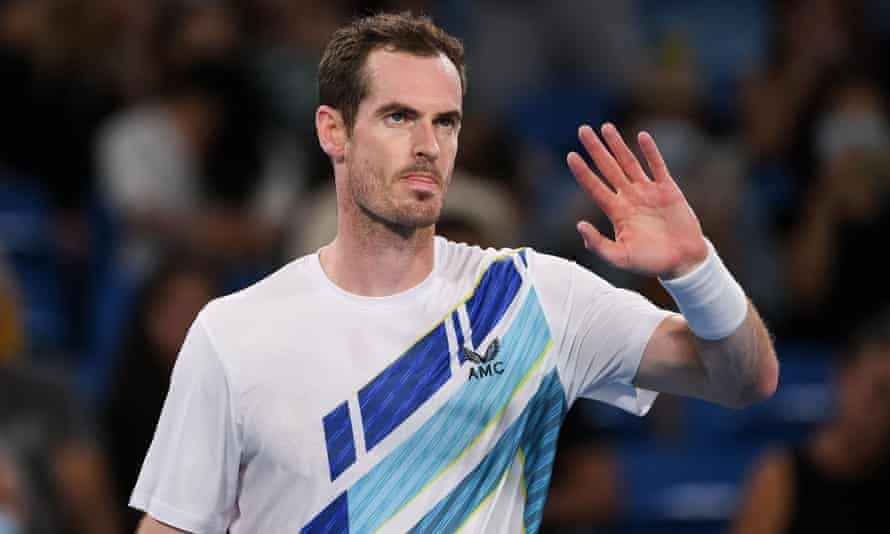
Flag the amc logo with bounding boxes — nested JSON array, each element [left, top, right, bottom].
[[463, 339, 504, 381]]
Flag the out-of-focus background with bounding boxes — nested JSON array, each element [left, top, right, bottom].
[[1, 0, 889, 533]]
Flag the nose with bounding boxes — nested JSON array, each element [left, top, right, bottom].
[[412, 120, 440, 160]]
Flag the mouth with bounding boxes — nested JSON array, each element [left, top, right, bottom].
[[400, 173, 439, 185]]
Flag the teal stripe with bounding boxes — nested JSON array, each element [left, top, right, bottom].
[[408, 370, 566, 534], [347, 289, 551, 534], [521, 372, 567, 534]]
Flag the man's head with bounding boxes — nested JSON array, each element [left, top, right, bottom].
[[318, 12, 466, 134], [315, 12, 466, 231]]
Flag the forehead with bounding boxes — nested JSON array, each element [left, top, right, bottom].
[[361, 48, 462, 113]]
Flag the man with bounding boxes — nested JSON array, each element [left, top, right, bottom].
[[132, 13, 777, 534]]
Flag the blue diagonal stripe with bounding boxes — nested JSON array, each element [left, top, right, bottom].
[[465, 255, 523, 348], [359, 322, 451, 451], [323, 402, 356, 481], [347, 289, 552, 534], [301, 492, 349, 534], [520, 372, 567, 534], [408, 370, 567, 534]]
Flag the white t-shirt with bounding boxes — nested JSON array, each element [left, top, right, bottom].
[[130, 237, 672, 533]]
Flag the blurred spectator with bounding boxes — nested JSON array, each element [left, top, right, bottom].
[[0, 450, 25, 534], [732, 310, 890, 533], [0, 261, 25, 360], [103, 259, 218, 532], [0, 255, 121, 534], [779, 71, 890, 344]]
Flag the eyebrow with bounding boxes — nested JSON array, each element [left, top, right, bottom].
[[375, 101, 462, 124]]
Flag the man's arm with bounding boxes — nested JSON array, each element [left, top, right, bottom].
[[137, 515, 192, 534], [635, 303, 778, 408], [567, 123, 778, 408]]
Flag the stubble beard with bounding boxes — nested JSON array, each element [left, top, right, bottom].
[[347, 158, 447, 234]]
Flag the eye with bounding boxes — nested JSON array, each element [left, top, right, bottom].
[[436, 117, 456, 128], [388, 111, 406, 124]]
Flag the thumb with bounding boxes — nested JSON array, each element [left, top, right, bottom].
[[577, 221, 626, 268]]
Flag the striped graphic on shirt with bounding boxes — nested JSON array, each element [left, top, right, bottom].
[[321, 251, 526, 483], [346, 289, 551, 534], [300, 491, 349, 534], [323, 402, 357, 481], [406, 369, 566, 534], [359, 322, 451, 452]]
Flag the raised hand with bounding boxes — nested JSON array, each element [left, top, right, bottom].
[[567, 123, 708, 280]]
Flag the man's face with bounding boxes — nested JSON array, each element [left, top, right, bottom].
[[343, 48, 462, 229]]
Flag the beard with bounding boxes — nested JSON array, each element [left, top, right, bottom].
[[347, 156, 448, 230]]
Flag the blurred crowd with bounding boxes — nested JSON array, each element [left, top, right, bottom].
[[0, 0, 889, 533]]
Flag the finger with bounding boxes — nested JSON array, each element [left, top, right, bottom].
[[577, 221, 628, 268], [567, 152, 618, 215], [601, 123, 649, 183], [638, 131, 674, 186], [578, 125, 629, 192]]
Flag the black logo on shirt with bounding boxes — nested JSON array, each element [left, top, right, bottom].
[[465, 339, 504, 380]]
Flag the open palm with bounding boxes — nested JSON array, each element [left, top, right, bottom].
[[567, 123, 708, 280]]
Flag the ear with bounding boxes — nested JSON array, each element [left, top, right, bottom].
[[316, 105, 348, 163]]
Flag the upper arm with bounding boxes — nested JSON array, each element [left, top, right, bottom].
[[633, 314, 713, 400], [731, 449, 794, 534], [137, 515, 192, 534]]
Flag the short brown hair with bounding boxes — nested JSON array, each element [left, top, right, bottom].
[[318, 12, 466, 132]]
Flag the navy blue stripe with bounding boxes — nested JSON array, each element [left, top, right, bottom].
[[323, 402, 356, 481], [301, 492, 349, 534], [518, 248, 528, 267], [465, 256, 523, 348], [452, 310, 466, 363], [359, 322, 451, 451]]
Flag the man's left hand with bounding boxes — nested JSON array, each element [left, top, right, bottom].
[[567, 122, 708, 279]]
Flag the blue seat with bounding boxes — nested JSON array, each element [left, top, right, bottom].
[[613, 443, 762, 534]]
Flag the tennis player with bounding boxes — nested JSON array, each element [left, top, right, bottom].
[[132, 12, 778, 534]]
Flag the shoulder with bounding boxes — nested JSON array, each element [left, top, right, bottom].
[[198, 254, 319, 339]]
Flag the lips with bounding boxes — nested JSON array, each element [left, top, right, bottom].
[[402, 174, 438, 184]]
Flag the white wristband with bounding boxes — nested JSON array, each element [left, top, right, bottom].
[[658, 240, 748, 340]]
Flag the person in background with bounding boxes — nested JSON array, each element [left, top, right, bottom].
[[779, 71, 890, 345], [103, 259, 218, 532], [733, 310, 890, 533], [0, 255, 122, 534]]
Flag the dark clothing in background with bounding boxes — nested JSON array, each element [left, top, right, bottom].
[[780, 206, 890, 347], [0, 363, 91, 534], [104, 341, 173, 532], [787, 445, 890, 534]]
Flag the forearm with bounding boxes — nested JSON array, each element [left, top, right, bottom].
[[694, 302, 778, 408]]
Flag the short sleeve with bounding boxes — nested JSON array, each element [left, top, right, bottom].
[[129, 312, 242, 533], [530, 250, 673, 416]]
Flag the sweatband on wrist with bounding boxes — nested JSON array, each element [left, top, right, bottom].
[[658, 240, 748, 340]]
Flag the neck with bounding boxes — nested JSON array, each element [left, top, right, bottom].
[[319, 204, 436, 297]]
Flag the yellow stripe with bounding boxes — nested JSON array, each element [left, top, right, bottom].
[[374, 339, 553, 532], [455, 467, 511, 533]]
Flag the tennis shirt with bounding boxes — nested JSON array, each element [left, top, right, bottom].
[[130, 236, 672, 533]]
